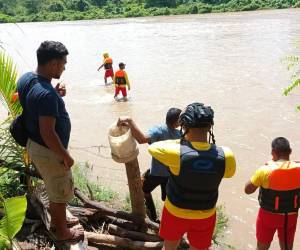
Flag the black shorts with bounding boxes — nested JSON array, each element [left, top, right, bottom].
[[142, 169, 168, 201]]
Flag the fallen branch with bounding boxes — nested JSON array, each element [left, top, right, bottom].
[[108, 224, 161, 242], [68, 206, 140, 231], [85, 232, 163, 250], [74, 188, 159, 232]]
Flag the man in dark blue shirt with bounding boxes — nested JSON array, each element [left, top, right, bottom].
[[17, 41, 84, 243], [117, 108, 182, 222]]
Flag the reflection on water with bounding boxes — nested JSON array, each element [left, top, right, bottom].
[[1, 9, 300, 249]]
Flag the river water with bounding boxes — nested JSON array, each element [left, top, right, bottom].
[[1, 9, 300, 249]]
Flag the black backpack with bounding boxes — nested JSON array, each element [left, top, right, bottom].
[[9, 113, 28, 147], [9, 77, 37, 147]]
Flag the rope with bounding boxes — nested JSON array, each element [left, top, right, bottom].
[[69, 145, 112, 159]]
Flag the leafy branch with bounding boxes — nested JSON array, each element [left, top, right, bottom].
[[283, 41, 300, 111]]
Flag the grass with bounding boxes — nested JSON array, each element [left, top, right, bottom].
[[70, 162, 118, 205]]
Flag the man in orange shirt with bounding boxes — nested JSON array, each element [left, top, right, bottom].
[[245, 137, 300, 250], [97, 52, 114, 85]]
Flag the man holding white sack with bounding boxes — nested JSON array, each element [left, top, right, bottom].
[[117, 108, 182, 222]]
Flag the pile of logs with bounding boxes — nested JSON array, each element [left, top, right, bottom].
[[1, 158, 190, 249], [26, 185, 189, 250]]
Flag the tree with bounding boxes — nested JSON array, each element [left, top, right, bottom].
[[90, 0, 107, 7], [47, 0, 65, 12], [66, 0, 90, 11], [145, 0, 177, 8], [22, 0, 42, 14]]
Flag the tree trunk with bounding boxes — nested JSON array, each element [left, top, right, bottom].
[[125, 158, 146, 218]]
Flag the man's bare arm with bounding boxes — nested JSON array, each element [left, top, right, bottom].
[[244, 180, 258, 194], [117, 117, 150, 144]]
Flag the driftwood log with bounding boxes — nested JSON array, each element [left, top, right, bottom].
[[74, 188, 159, 232], [85, 232, 163, 250], [108, 224, 161, 242], [68, 206, 139, 232]]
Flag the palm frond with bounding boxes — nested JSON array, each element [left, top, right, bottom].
[[283, 79, 300, 96], [0, 51, 22, 118]]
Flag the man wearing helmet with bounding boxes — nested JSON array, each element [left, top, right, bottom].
[[97, 52, 114, 85], [148, 102, 236, 250]]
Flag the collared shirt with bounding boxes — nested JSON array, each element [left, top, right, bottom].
[[147, 124, 181, 177]]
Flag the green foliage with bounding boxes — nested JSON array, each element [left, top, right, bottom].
[[47, 0, 66, 12], [283, 41, 300, 111], [66, 0, 90, 11], [0, 0, 298, 22], [0, 12, 14, 23], [145, 0, 177, 8], [0, 51, 22, 117], [0, 195, 27, 249], [70, 163, 117, 205], [0, 51, 32, 200], [122, 193, 131, 212]]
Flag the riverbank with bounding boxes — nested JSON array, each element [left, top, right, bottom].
[[0, 0, 299, 23], [1, 8, 300, 249]]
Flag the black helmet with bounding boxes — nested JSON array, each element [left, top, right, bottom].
[[180, 102, 214, 128]]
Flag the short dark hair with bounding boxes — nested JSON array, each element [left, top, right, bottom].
[[166, 108, 181, 127], [37, 41, 68, 65], [271, 137, 291, 153]]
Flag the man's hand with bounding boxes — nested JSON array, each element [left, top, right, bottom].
[[63, 153, 74, 169], [128, 86, 131, 91], [55, 83, 66, 97], [117, 116, 132, 127]]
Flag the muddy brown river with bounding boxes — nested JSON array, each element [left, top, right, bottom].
[[1, 9, 300, 249]]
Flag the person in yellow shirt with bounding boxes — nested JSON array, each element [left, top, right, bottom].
[[148, 102, 236, 250], [113, 62, 130, 101], [245, 137, 300, 250], [97, 52, 114, 85]]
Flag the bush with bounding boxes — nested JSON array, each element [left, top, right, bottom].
[[151, 7, 171, 15], [47, 0, 65, 12], [190, 5, 198, 13], [0, 13, 14, 23], [241, 3, 259, 10], [67, 0, 90, 12], [145, 0, 177, 8]]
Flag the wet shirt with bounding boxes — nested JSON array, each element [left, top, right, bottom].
[[148, 139, 236, 219], [17, 72, 71, 149], [147, 124, 181, 177]]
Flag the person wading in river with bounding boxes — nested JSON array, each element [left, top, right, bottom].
[[245, 137, 300, 250], [113, 62, 130, 100], [97, 52, 114, 85], [148, 102, 236, 250]]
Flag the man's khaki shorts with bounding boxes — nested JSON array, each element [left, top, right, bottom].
[[27, 139, 74, 203]]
